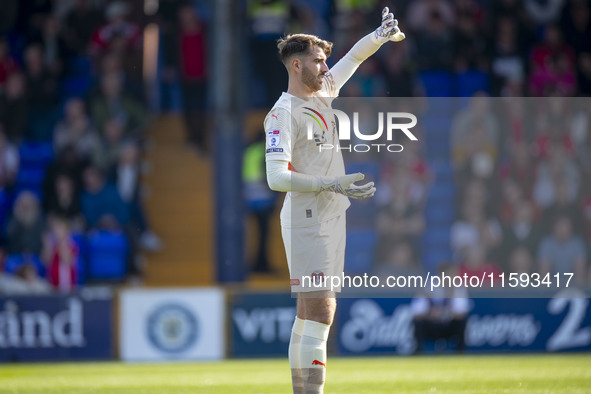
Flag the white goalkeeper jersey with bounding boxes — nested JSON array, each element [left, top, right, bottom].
[[264, 32, 383, 228], [264, 79, 348, 228]]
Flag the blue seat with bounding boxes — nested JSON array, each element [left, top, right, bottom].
[[422, 228, 451, 248], [16, 167, 45, 185], [457, 70, 490, 97], [0, 189, 9, 230], [62, 76, 94, 99], [4, 254, 46, 278], [419, 71, 454, 97], [345, 229, 377, 274], [69, 56, 92, 76], [424, 208, 456, 224], [421, 116, 453, 134], [422, 249, 453, 272], [427, 183, 456, 202], [87, 230, 129, 280], [19, 142, 54, 168]]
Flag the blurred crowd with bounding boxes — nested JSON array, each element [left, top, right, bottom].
[[0, 0, 589, 291], [0, 0, 164, 295], [248, 0, 591, 105], [244, 0, 591, 286]]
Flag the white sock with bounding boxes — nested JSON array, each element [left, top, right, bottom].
[[300, 320, 331, 394], [289, 317, 305, 393]]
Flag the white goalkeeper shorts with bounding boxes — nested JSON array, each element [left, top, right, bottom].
[[281, 214, 346, 293]]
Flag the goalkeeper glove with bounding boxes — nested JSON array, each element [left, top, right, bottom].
[[374, 7, 406, 43], [319, 173, 376, 200]]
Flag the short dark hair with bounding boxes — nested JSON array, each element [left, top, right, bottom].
[[277, 34, 333, 65]]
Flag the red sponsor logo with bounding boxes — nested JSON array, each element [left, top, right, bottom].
[[290, 279, 300, 285], [312, 360, 326, 367], [271, 114, 278, 120], [311, 271, 325, 286], [273, 130, 280, 134]]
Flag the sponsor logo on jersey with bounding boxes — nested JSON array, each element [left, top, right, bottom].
[[311, 271, 325, 286], [290, 279, 300, 286], [312, 360, 326, 367], [267, 130, 281, 147], [302, 106, 328, 145]]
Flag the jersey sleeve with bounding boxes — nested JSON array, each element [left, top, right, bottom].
[[323, 32, 383, 95], [264, 107, 294, 162]]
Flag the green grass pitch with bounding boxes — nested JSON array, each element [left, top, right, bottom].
[[0, 354, 590, 393]]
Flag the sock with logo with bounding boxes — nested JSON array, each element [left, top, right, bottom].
[[299, 319, 331, 393], [289, 317, 305, 393]]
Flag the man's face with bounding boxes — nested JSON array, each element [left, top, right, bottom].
[[300, 46, 329, 92]]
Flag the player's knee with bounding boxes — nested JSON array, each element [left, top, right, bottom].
[[305, 304, 336, 325]]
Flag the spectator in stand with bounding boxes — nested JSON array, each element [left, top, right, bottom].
[[43, 173, 83, 231], [23, 43, 58, 140], [499, 97, 532, 148], [373, 241, 424, 277], [28, 15, 70, 77], [381, 43, 417, 97], [489, 17, 527, 96], [81, 165, 139, 276], [502, 202, 542, 260], [572, 100, 591, 181], [176, 4, 209, 152], [453, 10, 488, 72], [507, 246, 535, 274], [54, 97, 100, 165], [0, 125, 19, 189], [451, 94, 499, 158], [0, 37, 18, 92], [13, 0, 52, 41], [415, 11, 455, 71], [533, 145, 580, 209], [560, 0, 591, 57], [42, 215, 79, 292], [97, 51, 142, 100], [80, 165, 129, 231], [560, 0, 591, 94], [6, 191, 44, 255], [376, 170, 426, 259], [0, 72, 28, 143], [499, 141, 536, 199], [490, 0, 534, 39], [540, 176, 584, 234], [525, 0, 565, 26], [23, 43, 58, 108], [92, 117, 127, 174], [114, 141, 161, 251], [89, 1, 141, 59], [529, 24, 576, 96], [248, 0, 292, 107], [538, 215, 587, 285], [458, 244, 503, 285], [62, 0, 104, 55], [406, 0, 455, 32], [90, 72, 146, 137], [452, 120, 498, 187], [497, 178, 527, 226], [43, 145, 85, 202], [0, 263, 52, 295], [451, 199, 502, 259]]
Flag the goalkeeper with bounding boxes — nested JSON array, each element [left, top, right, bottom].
[[264, 7, 405, 394]]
